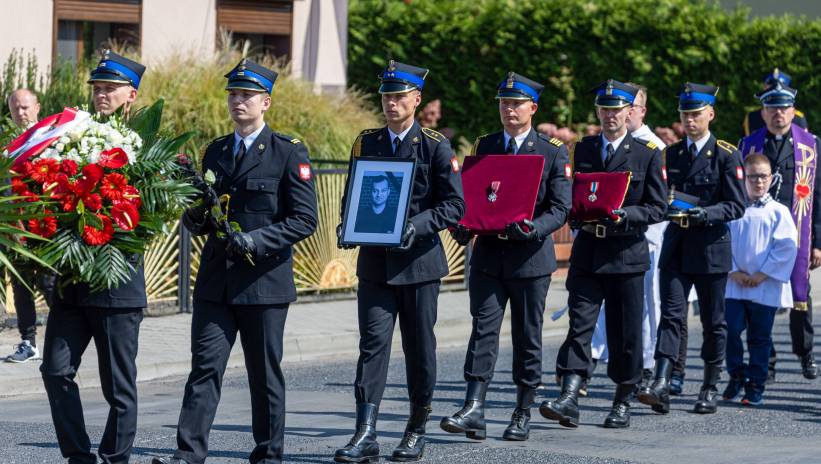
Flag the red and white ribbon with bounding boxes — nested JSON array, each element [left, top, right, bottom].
[[6, 107, 90, 167]]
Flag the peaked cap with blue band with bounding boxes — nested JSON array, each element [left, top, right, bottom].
[[678, 82, 719, 112], [378, 60, 429, 94], [591, 79, 638, 108], [225, 59, 278, 94], [88, 50, 145, 89], [764, 68, 792, 87], [496, 72, 544, 102], [756, 81, 797, 108]]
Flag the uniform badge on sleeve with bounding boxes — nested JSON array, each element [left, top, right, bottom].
[[564, 163, 572, 178], [450, 157, 460, 173], [298, 163, 312, 181], [736, 166, 743, 180]]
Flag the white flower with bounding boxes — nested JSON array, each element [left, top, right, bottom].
[[58, 136, 70, 145], [55, 143, 66, 153]]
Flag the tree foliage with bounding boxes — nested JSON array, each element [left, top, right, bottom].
[[349, 0, 821, 142]]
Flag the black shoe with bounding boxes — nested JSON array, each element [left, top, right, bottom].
[[801, 354, 818, 380], [391, 404, 430, 462], [603, 384, 634, 428], [440, 381, 487, 440], [637, 358, 672, 414], [693, 364, 721, 414], [722, 372, 745, 401], [502, 386, 535, 441], [539, 374, 581, 428], [152, 458, 190, 464], [640, 369, 654, 388], [335, 403, 380, 463], [669, 373, 684, 396]]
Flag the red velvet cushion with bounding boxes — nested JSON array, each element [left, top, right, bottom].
[[569, 171, 632, 222]]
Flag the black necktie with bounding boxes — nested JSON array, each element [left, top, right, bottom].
[[233, 141, 246, 173], [689, 143, 698, 161], [605, 143, 614, 166], [506, 137, 517, 155], [393, 137, 401, 155]]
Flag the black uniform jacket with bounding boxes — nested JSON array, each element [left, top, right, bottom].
[[755, 129, 821, 249], [569, 133, 668, 274], [344, 122, 465, 285], [56, 256, 146, 308], [659, 135, 746, 274], [186, 124, 318, 305], [469, 129, 571, 278]]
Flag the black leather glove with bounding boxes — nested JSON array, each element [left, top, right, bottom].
[[687, 207, 708, 226], [450, 224, 473, 246], [183, 203, 209, 226], [395, 222, 416, 252], [336, 223, 356, 250], [226, 231, 256, 258], [598, 208, 626, 227], [505, 219, 538, 241]]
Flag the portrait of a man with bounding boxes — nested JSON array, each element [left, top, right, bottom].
[[355, 173, 400, 234]]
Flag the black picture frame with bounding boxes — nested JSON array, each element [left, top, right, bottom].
[[340, 156, 417, 247]]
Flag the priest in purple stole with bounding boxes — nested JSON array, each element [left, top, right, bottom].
[[739, 80, 821, 381]]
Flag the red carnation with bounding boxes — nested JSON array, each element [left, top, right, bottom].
[[121, 185, 141, 209], [97, 148, 129, 169], [10, 161, 33, 177], [81, 213, 115, 246], [82, 193, 103, 212], [27, 212, 58, 238], [111, 202, 140, 231], [60, 193, 79, 212], [74, 164, 104, 195], [100, 173, 128, 202], [60, 159, 79, 176], [11, 178, 28, 196], [31, 158, 60, 184]]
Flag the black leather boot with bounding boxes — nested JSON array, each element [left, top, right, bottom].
[[694, 364, 721, 414], [539, 374, 581, 428], [603, 383, 635, 428], [502, 386, 535, 441], [801, 353, 818, 380], [391, 404, 430, 462], [440, 381, 488, 440], [335, 403, 380, 463], [637, 357, 672, 414]]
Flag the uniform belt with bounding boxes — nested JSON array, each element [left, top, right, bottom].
[[580, 223, 643, 238]]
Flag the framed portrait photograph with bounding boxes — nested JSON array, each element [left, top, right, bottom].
[[340, 156, 416, 247]]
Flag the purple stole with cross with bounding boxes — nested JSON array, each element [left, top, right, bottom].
[[740, 124, 818, 309]]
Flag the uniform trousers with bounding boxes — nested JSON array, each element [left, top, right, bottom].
[[11, 267, 55, 343], [174, 300, 289, 464], [463, 271, 550, 388], [656, 270, 728, 367], [556, 269, 644, 385], [40, 303, 143, 464], [354, 279, 440, 407]]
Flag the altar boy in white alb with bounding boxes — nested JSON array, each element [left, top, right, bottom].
[[721, 153, 797, 406]]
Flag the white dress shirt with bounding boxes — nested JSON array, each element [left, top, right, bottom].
[[686, 131, 712, 156], [502, 129, 531, 155], [233, 123, 266, 155], [600, 131, 627, 163]]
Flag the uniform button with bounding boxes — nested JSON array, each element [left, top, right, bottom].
[[230, 187, 237, 192]]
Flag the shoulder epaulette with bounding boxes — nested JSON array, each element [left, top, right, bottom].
[[581, 135, 598, 143], [351, 128, 380, 157], [290, 138, 301, 144], [796, 109, 805, 118], [470, 133, 490, 156], [645, 140, 657, 150], [271, 131, 302, 145], [549, 137, 564, 147], [422, 127, 445, 142], [359, 128, 380, 136], [209, 134, 230, 146], [716, 139, 737, 153]]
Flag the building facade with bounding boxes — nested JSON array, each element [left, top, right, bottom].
[[0, 0, 347, 93]]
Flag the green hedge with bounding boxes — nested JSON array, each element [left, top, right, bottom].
[[349, 0, 821, 142]]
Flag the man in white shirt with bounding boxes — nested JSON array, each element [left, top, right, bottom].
[[722, 153, 797, 405]]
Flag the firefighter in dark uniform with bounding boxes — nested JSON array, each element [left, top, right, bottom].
[[440, 72, 571, 442], [540, 80, 667, 429], [742, 69, 808, 138], [40, 51, 147, 464], [334, 60, 465, 463], [152, 59, 318, 464], [639, 83, 746, 415], [741, 80, 820, 381]]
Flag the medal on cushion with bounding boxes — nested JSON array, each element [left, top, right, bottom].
[[487, 180, 501, 202], [588, 181, 598, 202]]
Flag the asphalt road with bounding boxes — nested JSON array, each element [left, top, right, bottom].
[[1, 314, 820, 464]]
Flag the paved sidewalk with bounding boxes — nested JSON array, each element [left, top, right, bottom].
[[0, 281, 573, 397]]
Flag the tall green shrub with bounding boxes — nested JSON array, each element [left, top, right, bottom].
[[348, 0, 821, 142]]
